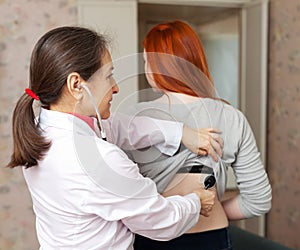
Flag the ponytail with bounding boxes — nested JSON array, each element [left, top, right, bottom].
[[7, 94, 51, 168]]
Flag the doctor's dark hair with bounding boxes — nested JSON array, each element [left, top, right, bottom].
[[7, 26, 108, 168]]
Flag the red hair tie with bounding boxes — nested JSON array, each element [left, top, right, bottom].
[[25, 88, 40, 101]]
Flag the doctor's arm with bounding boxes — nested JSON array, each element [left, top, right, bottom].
[[84, 144, 215, 240], [102, 112, 223, 161]]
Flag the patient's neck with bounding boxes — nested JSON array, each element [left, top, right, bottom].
[[157, 91, 201, 104]]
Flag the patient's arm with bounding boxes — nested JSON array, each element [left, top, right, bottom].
[[222, 196, 246, 220]]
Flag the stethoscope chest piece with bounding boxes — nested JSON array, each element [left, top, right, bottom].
[[204, 174, 216, 190]]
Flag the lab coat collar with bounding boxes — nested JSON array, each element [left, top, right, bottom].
[[39, 108, 98, 137]]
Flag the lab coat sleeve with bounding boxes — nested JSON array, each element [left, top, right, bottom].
[[82, 140, 200, 241], [122, 193, 200, 241], [102, 112, 182, 156]]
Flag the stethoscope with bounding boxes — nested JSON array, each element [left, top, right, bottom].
[[204, 174, 216, 189], [78, 84, 216, 189], [78, 84, 107, 141], [177, 164, 216, 189]]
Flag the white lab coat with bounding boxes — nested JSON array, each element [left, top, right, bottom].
[[23, 108, 200, 250]]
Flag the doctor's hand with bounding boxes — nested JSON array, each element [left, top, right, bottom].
[[193, 187, 216, 217], [182, 126, 223, 162]]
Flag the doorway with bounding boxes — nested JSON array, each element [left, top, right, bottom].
[[138, 3, 240, 108]]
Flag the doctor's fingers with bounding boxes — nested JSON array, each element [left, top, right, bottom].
[[204, 129, 224, 149], [211, 132, 224, 149], [201, 128, 224, 148], [196, 128, 223, 149], [199, 194, 215, 217], [197, 149, 208, 157], [200, 206, 213, 217], [204, 128, 222, 135], [199, 140, 222, 162], [202, 134, 223, 160], [210, 137, 223, 158]]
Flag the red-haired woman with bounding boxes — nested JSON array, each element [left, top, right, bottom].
[[126, 20, 272, 250]]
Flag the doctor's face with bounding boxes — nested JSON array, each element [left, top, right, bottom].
[[84, 51, 119, 119]]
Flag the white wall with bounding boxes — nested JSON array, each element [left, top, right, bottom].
[[78, 0, 139, 112]]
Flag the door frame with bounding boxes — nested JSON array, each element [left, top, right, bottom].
[[140, 0, 269, 237]]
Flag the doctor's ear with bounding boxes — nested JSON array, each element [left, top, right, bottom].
[[67, 72, 84, 100]]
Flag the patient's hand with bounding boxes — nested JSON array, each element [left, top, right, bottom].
[[182, 126, 223, 162], [193, 187, 217, 217]]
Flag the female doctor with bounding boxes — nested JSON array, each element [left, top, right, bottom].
[[7, 26, 223, 249]]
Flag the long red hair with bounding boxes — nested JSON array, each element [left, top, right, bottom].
[[143, 20, 216, 98]]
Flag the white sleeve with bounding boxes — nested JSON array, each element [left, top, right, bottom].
[[123, 193, 200, 241], [102, 112, 182, 156], [82, 141, 200, 240]]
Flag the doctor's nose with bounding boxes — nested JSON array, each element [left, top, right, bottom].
[[112, 83, 119, 94]]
